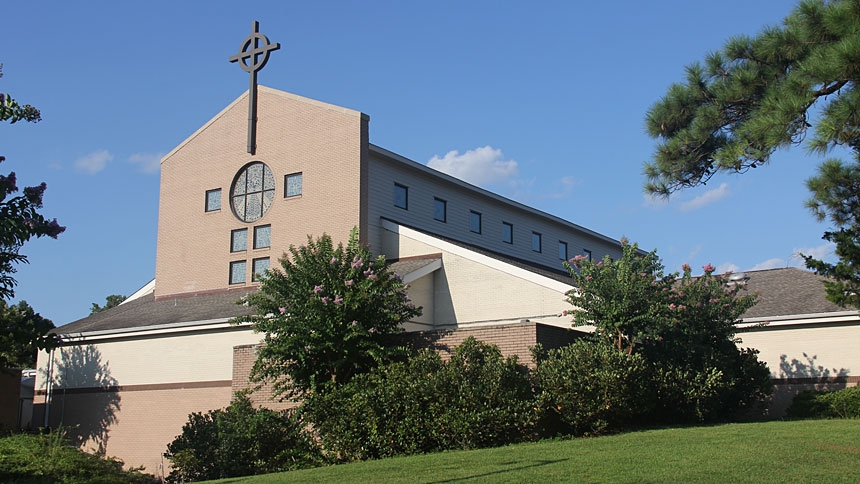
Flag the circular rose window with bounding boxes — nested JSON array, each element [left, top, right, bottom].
[[231, 162, 275, 222]]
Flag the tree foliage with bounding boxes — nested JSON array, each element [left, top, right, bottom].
[[90, 294, 127, 315], [232, 228, 421, 400], [0, 299, 56, 370], [307, 337, 537, 461], [565, 243, 772, 422], [643, 0, 860, 307], [164, 392, 324, 482]]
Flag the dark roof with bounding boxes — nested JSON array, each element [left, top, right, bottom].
[[54, 258, 442, 335], [54, 289, 256, 335], [740, 267, 850, 319]]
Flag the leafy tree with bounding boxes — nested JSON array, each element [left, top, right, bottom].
[[1, 64, 65, 300], [90, 294, 127, 314], [232, 228, 421, 400], [643, 0, 860, 307], [565, 243, 771, 422], [803, 159, 860, 307], [0, 299, 57, 370]]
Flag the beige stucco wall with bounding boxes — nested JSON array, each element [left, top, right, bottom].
[[383, 223, 572, 329], [738, 322, 860, 380], [34, 325, 262, 474], [155, 87, 368, 298]]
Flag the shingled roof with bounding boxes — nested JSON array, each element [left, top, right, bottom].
[[54, 257, 444, 335], [740, 267, 851, 319]]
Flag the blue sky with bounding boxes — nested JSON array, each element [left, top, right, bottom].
[[1, 0, 837, 326]]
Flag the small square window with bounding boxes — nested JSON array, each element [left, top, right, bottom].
[[470, 211, 482, 234], [229, 260, 247, 285], [231, 229, 247, 252], [252, 257, 270, 282], [502, 222, 513, 244], [254, 225, 271, 249], [434, 197, 447, 222], [394, 183, 408, 209], [285, 172, 302, 197], [532, 232, 542, 253], [583, 249, 592, 261], [559, 241, 568, 261], [205, 189, 221, 212]]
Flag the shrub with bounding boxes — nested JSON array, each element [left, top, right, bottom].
[[0, 429, 156, 484], [786, 386, 860, 420], [164, 392, 324, 482], [533, 340, 651, 436], [307, 337, 538, 460]]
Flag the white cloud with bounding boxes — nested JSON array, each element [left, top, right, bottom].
[[717, 262, 740, 274], [543, 176, 577, 200], [791, 242, 836, 264], [749, 258, 786, 271], [128, 152, 163, 174], [427, 146, 518, 187], [74, 150, 113, 174], [679, 183, 730, 212], [643, 193, 669, 210], [686, 244, 702, 262]]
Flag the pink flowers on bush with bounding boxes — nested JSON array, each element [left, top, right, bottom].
[[313, 285, 323, 294]]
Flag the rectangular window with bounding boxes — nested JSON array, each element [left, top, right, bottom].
[[205, 188, 221, 212], [394, 183, 408, 209], [532, 232, 542, 253], [285, 172, 302, 197], [583, 249, 592, 261], [253, 225, 271, 249], [433, 197, 447, 222], [559, 241, 568, 261], [502, 222, 513, 244], [231, 229, 247, 252], [252, 257, 270, 282], [229, 260, 247, 285], [470, 211, 482, 234]]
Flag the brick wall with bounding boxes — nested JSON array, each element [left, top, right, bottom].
[[231, 322, 576, 405]]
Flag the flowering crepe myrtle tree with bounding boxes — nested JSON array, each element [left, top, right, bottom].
[[565, 242, 771, 421], [233, 228, 421, 400]]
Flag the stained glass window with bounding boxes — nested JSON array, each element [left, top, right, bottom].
[[205, 189, 221, 212], [254, 225, 271, 249], [252, 257, 270, 282], [230, 260, 247, 285], [231, 162, 275, 222], [231, 229, 247, 252], [285, 173, 302, 197]]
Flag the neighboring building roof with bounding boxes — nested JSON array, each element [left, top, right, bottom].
[[740, 267, 852, 319]]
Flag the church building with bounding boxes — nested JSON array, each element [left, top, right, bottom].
[[32, 25, 860, 476]]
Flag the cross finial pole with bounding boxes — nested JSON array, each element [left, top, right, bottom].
[[229, 21, 280, 155]]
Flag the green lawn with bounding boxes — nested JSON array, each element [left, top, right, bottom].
[[206, 420, 860, 484]]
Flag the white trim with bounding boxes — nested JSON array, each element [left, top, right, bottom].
[[58, 318, 253, 342], [738, 310, 859, 329], [382, 219, 573, 293], [122, 279, 155, 304], [401, 259, 442, 283]]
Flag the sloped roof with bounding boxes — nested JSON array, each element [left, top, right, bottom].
[[54, 257, 443, 336], [740, 267, 850, 319]]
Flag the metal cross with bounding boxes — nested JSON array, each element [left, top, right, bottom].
[[229, 21, 280, 155]]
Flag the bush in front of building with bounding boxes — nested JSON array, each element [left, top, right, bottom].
[[786, 386, 860, 420], [532, 339, 652, 436], [306, 337, 538, 461], [0, 428, 157, 484], [164, 391, 324, 483]]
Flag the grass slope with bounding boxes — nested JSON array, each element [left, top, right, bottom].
[[206, 420, 860, 484]]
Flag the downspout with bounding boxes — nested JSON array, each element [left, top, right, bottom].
[[42, 346, 55, 428]]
